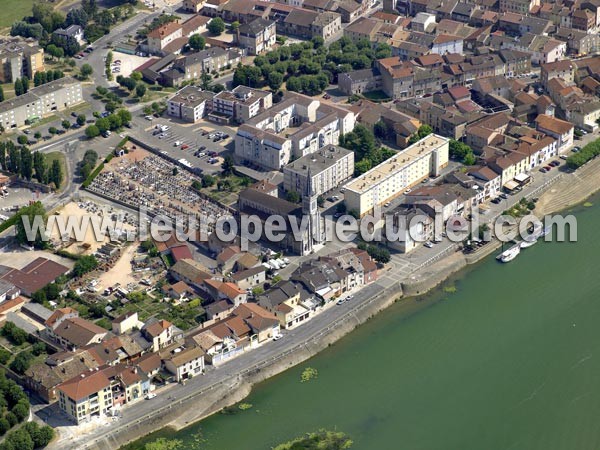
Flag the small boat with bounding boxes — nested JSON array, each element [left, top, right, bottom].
[[497, 244, 521, 263], [520, 239, 537, 249]]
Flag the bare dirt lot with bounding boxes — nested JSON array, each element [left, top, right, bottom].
[[96, 242, 139, 291]]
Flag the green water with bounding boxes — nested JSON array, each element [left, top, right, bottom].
[[131, 199, 600, 450]]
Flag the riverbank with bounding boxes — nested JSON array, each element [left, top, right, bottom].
[[77, 157, 600, 450]]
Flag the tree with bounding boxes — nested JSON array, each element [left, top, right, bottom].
[[48, 127, 58, 135], [0, 418, 9, 436], [208, 18, 225, 36], [172, 167, 178, 176], [5, 412, 18, 428], [268, 71, 283, 91], [136, 84, 147, 98], [117, 108, 132, 125], [201, 174, 215, 187], [14, 79, 23, 97], [21, 76, 29, 93], [77, 114, 86, 126], [17, 135, 28, 145], [188, 34, 205, 51], [221, 155, 235, 175], [9, 351, 34, 375], [4, 427, 34, 450], [286, 191, 300, 203], [231, 21, 240, 31], [80, 63, 93, 79], [0, 85, 4, 102], [33, 152, 47, 183], [62, 119, 71, 130], [408, 125, 433, 145], [374, 120, 392, 140], [45, 44, 64, 60], [11, 401, 29, 422], [50, 159, 63, 188], [19, 147, 33, 181], [85, 124, 100, 138], [73, 255, 99, 277]]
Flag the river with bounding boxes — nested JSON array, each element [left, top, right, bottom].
[[126, 198, 600, 450]]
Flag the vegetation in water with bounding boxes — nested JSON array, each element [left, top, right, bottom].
[[141, 437, 182, 450], [583, 202, 593, 207], [273, 429, 353, 449], [238, 403, 253, 410], [301, 367, 318, 383], [443, 285, 457, 294]]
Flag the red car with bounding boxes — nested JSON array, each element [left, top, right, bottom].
[[181, 144, 189, 150]]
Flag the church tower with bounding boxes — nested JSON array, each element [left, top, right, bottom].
[[302, 167, 322, 254]]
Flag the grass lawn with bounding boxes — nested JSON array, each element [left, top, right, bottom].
[[45, 151, 68, 193], [0, 0, 34, 29]]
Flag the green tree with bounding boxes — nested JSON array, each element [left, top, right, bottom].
[[21, 76, 29, 93], [286, 191, 300, 203], [77, 114, 86, 126], [0, 85, 4, 102], [188, 34, 205, 51], [17, 135, 28, 145], [201, 174, 216, 187], [0, 418, 9, 436], [80, 63, 93, 79], [14, 79, 23, 97], [9, 351, 34, 375], [208, 18, 225, 35], [19, 147, 33, 181], [131, 71, 143, 82], [117, 108, 132, 125], [33, 151, 47, 183], [136, 84, 147, 98], [11, 401, 29, 422], [221, 155, 235, 175], [48, 127, 58, 135], [73, 255, 99, 277], [62, 119, 71, 130], [231, 21, 240, 31], [50, 159, 63, 188], [85, 124, 100, 138], [268, 71, 283, 91]]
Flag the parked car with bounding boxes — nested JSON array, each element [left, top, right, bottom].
[[491, 198, 501, 204], [145, 393, 156, 400], [560, 155, 568, 160], [384, 202, 391, 207], [181, 144, 189, 150], [540, 167, 548, 173], [145, 115, 153, 121], [550, 160, 560, 167], [424, 241, 434, 248], [197, 152, 206, 157], [273, 334, 282, 341], [199, 145, 206, 151], [174, 141, 182, 146], [208, 151, 217, 157]]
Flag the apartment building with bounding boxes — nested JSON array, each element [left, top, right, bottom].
[[0, 37, 44, 83], [147, 21, 183, 54], [499, 0, 539, 14], [171, 48, 242, 81], [167, 86, 215, 123], [237, 18, 277, 55], [210, 86, 273, 124], [58, 369, 112, 424], [235, 93, 355, 170], [279, 9, 343, 43], [0, 77, 83, 129], [283, 145, 354, 196], [344, 134, 450, 217]]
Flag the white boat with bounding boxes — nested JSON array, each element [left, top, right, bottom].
[[520, 239, 537, 249], [497, 244, 521, 263]]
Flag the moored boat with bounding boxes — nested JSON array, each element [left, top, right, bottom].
[[497, 244, 521, 263]]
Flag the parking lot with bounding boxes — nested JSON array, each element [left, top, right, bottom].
[[134, 117, 237, 174], [107, 52, 150, 78]]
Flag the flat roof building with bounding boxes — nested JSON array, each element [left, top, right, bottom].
[[344, 134, 449, 217]]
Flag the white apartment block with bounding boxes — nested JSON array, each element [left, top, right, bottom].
[[211, 86, 272, 123], [235, 93, 355, 170], [283, 145, 354, 197], [344, 134, 449, 217], [167, 85, 214, 123], [0, 77, 82, 129]]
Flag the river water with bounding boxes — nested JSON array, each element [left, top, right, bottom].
[[127, 198, 600, 450]]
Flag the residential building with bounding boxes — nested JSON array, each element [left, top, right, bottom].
[[167, 86, 214, 123], [258, 281, 310, 328], [535, 114, 574, 153], [170, 258, 214, 290], [344, 134, 450, 217], [142, 319, 182, 352], [541, 60, 576, 89], [183, 0, 205, 12], [57, 369, 112, 424], [376, 56, 414, 99], [210, 86, 273, 124], [170, 48, 242, 82], [499, 0, 539, 14], [0, 279, 19, 303], [0, 77, 83, 130], [283, 145, 354, 197], [111, 311, 142, 335], [411, 12, 437, 32], [53, 25, 85, 45], [338, 68, 383, 95], [0, 37, 44, 83], [47, 315, 108, 351], [230, 266, 267, 290], [147, 21, 183, 54], [279, 10, 343, 43], [385, 206, 434, 253], [161, 344, 205, 382], [237, 18, 277, 55], [232, 303, 280, 342], [352, 99, 421, 147], [235, 92, 355, 170]]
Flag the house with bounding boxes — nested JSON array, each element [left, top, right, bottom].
[[230, 266, 267, 290], [204, 279, 248, 305], [258, 281, 310, 328], [161, 344, 205, 382], [164, 280, 194, 302], [210, 86, 273, 124], [279, 10, 343, 43], [206, 299, 235, 321], [170, 258, 214, 290], [535, 114, 574, 153], [147, 21, 183, 54], [49, 317, 108, 350], [142, 319, 182, 352], [232, 303, 280, 342], [411, 12, 437, 33], [53, 25, 85, 45], [338, 68, 383, 96], [237, 18, 277, 55], [0, 257, 69, 297], [183, 0, 205, 12], [375, 56, 414, 99], [171, 48, 242, 82], [385, 206, 434, 253], [0, 280, 19, 303], [541, 60, 575, 89], [351, 100, 421, 147], [111, 311, 142, 335]]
